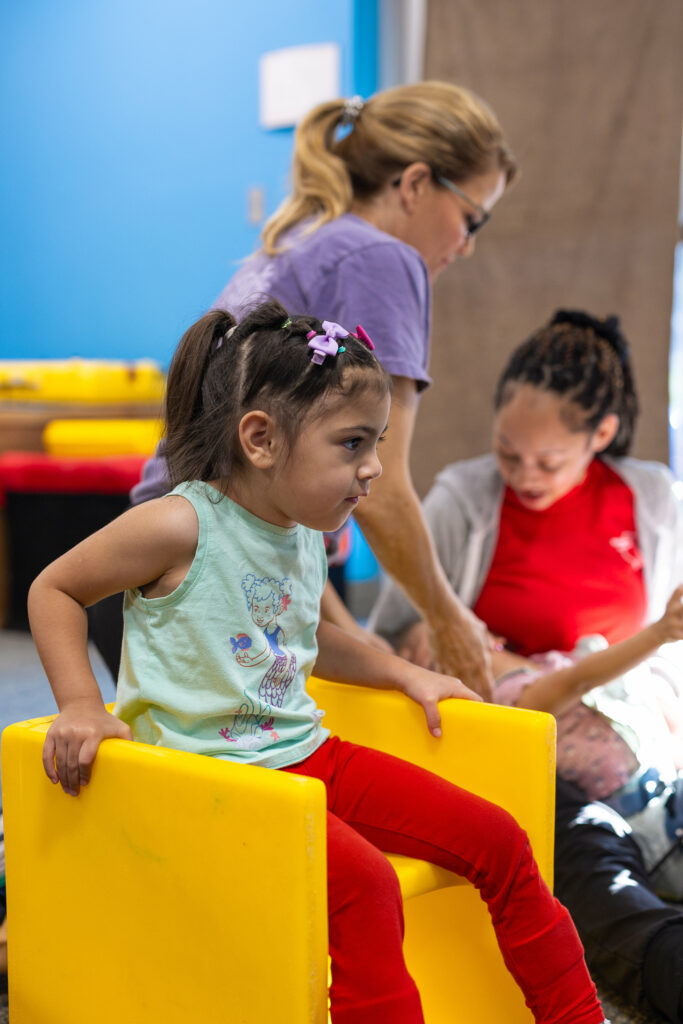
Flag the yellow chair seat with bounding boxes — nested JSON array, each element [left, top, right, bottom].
[[387, 854, 462, 901]]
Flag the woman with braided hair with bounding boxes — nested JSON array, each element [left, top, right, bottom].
[[127, 81, 518, 698], [372, 309, 683, 1023]]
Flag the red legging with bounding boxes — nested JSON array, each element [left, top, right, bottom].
[[284, 736, 604, 1024]]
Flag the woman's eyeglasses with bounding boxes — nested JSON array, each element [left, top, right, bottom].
[[434, 177, 491, 237], [391, 173, 491, 238]]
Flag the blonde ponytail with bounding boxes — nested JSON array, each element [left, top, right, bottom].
[[261, 101, 353, 255]]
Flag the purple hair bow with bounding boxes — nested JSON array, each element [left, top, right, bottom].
[[307, 321, 350, 365]]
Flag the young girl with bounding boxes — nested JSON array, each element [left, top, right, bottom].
[[372, 309, 683, 1022], [29, 301, 606, 1024]]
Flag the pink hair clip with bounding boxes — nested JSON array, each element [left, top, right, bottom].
[[354, 324, 375, 351], [307, 321, 350, 365]]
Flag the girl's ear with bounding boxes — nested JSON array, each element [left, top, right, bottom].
[[238, 410, 282, 469], [591, 413, 619, 453], [396, 162, 433, 213]]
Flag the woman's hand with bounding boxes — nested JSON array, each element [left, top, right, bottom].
[[397, 622, 504, 673], [428, 604, 494, 701], [42, 701, 132, 796], [399, 666, 482, 737], [396, 610, 495, 699]]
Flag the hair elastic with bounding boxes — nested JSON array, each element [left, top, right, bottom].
[[340, 95, 364, 126], [216, 324, 237, 351]]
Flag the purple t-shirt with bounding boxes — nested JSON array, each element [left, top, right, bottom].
[[213, 214, 432, 386], [131, 213, 431, 505]]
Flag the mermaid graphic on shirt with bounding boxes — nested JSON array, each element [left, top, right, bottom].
[[232, 573, 297, 708]]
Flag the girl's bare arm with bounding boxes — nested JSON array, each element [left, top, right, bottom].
[[28, 496, 198, 795], [320, 579, 392, 653], [314, 619, 481, 738]]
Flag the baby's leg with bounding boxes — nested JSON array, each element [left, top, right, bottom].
[[286, 737, 604, 1024]]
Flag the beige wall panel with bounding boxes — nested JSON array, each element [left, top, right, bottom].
[[413, 0, 683, 495]]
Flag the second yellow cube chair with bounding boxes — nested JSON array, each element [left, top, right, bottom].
[[42, 417, 164, 457], [2, 678, 556, 1024]]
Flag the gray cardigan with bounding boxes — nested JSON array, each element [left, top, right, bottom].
[[370, 454, 683, 643]]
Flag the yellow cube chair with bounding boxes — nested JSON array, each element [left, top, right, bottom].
[[42, 418, 164, 457], [1, 680, 555, 1024]]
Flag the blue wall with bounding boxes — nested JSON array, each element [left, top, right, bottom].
[[1, 0, 377, 365]]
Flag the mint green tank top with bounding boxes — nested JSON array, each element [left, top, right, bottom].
[[115, 481, 330, 768]]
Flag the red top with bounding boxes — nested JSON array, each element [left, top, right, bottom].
[[473, 459, 647, 655]]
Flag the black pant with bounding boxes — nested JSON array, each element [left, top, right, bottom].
[[554, 776, 683, 1022]]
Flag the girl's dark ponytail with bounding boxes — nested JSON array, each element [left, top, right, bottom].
[[164, 309, 238, 487]]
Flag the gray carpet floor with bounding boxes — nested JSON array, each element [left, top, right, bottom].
[[597, 980, 668, 1024]]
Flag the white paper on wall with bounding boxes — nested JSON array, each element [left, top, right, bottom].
[[259, 43, 341, 130]]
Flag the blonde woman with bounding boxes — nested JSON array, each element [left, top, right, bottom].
[[132, 81, 518, 698]]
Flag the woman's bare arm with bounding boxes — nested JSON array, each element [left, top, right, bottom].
[[353, 376, 493, 698]]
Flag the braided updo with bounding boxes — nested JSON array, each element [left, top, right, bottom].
[[494, 310, 639, 456]]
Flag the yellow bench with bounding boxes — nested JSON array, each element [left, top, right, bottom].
[[0, 359, 164, 405], [1, 679, 556, 1023], [42, 417, 164, 457]]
